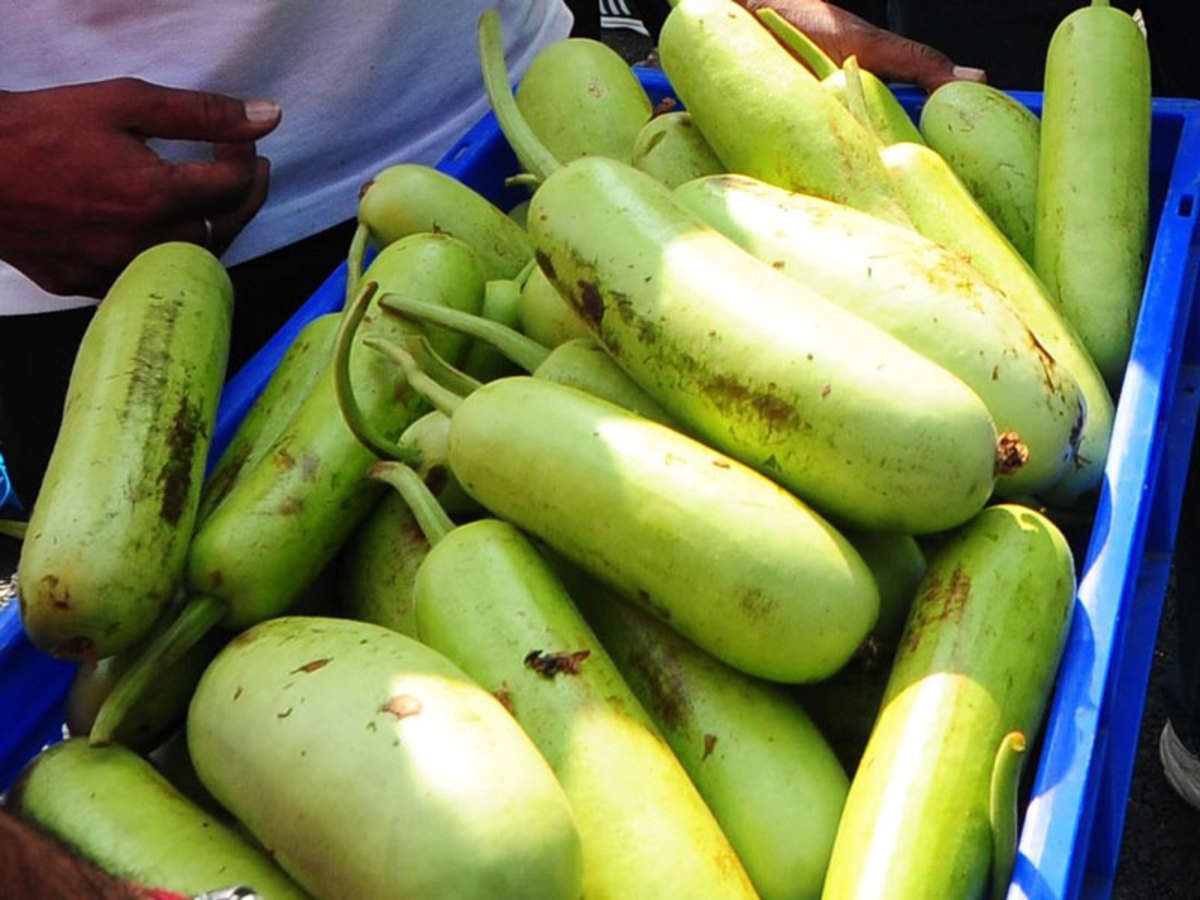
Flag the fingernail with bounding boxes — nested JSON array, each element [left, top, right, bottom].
[[244, 100, 281, 124], [952, 66, 987, 82]]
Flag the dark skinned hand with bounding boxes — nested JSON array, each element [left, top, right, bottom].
[[0, 77, 281, 299], [739, 0, 987, 92]]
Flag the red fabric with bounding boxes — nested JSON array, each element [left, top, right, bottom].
[[128, 887, 189, 900]]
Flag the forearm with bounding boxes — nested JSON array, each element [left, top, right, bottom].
[[726, 0, 982, 91]]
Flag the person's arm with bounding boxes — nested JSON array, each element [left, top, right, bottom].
[[0, 808, 183, 900], [0, 78, 281, 299], [737, 0, 984, 91], [637, 0, 985, 92]]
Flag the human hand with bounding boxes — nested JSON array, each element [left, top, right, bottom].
[[0, 78, 282, 298], [741, 0, 986, 93], [0, 807, 153, 899]]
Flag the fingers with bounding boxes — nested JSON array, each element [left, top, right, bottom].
[[846, 23, 987, 93], [160, 154, 259, 217], [106, 77, 282, 143], [163, 156, 271, 256], [747, 2, 987, 95], [209, 154, 271, 254]]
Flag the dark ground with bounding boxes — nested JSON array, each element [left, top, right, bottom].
[[0, 18, 1193, 900], [1111, 578, 1200, 899]]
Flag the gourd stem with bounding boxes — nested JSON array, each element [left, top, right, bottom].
[[0, 519, 26, 540], [404, 333, 484, 396], [345, 223, 369, 308], [89, 593, 227, 746], [841, 56, 881, 146], [989, 730, 1028, 900], [478, 10, 562, 182], [506, 173, 543, 190], [515, 257, 537, 288], [381, 292, 550, 373], [332, 280, 424, 465], [756, 8, 839, 79], [368, 462, 455, 546], [363, 337, 466, 419]]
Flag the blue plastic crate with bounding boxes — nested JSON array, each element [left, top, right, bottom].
[[0, 457, 18, 515], [1, 67, 1198, 900]]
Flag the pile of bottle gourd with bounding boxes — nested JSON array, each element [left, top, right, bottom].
[[9, 1, 1151, 898]]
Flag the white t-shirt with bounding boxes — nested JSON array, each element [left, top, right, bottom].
[[0, 1, 573, 314]]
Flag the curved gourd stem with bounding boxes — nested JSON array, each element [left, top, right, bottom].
[[506, 173, 544, 191], [89, 593, 227, 746], [755, 8, 839, 79], [841, 56, 882, 146], [990, 730, 1028, 900], [478, 10, 562, 182], [0, 519, 26, 540], [333, 280, 424, 465], [404, 333, 484, 396], [368, 462, 455, 547], [363, 336, 466, 419], [514, 257, 537, 289], [380, 292, 550, 373], [345, 223, 370, 308]]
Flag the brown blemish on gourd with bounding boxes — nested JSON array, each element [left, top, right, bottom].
[[159, 396, 202, 526], [702, 733, 718, 760], [534, 250, 557, 283], [39, 575, 71, 611], [120, 294, 179, 421], [492, 684, 516, 715], [1069, 403, 1086, 457], [704, 375, 797, 432], [995, 431, 1030, 476], [740, 588, 776, 619], [628, 650, 690, 727], [202, 447, 248, 512], [277, 707, 293, 719], [1025, 327, 1061, 395], [279, 497, 304, 516], [358, 178, 375, 200], [576, 280, 605, 327], [293, 658, 331, 674], [525, 649, 590, 678], [230, 625, 260, 648], [53, 636, 96, 663], [642, 130, 667, 155], [381, 694, 423, 719], [903, 567, 971, 653], [273, 449, 296, 471], [233, 686, 243, 700]]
